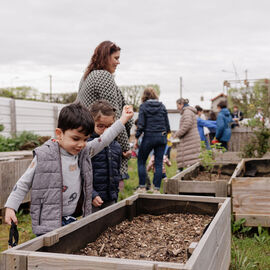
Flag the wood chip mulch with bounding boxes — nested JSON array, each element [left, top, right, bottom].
[[79, 213, 213, 263]]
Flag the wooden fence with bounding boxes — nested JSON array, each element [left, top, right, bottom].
[[228, 126, 254, 152]]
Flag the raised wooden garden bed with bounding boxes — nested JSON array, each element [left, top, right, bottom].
[[164, 161, 237, 197], [230, 158, 270, 227], [1, 194, 231, 270], [0, 154, 32, 223]]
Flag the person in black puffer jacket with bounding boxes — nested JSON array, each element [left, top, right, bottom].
[[89, 100, 122, 213], [134, 87, 170, 193]]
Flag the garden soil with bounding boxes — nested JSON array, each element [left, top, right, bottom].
[[79, 213, 213, 263], [190, 171, 231, 181]]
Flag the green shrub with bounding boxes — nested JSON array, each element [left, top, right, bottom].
[[241, 119, 270, 158], [0, 131, 49, 152]]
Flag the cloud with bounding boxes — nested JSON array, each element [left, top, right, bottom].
[[0, 0, 270, 108]]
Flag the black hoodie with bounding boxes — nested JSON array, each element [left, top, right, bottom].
[[135, 99, 170, 138]]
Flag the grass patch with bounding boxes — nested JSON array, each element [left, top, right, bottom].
[[118, 150, 178, 200], [0, 209, 35, 252], [231, 233, 270, 269]]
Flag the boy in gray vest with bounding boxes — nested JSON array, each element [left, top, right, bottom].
[[4, 102, 133, 236]]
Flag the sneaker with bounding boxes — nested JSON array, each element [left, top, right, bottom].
[[134, 187, 146, 194], [153, 189, 161, 194]]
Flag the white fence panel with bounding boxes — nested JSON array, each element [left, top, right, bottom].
[[0, 97, 65, 138], [0, 97, 181, 138], [0, 97, 12, 137]]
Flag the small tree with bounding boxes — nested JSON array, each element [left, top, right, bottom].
[[119, 84, 160, 111]]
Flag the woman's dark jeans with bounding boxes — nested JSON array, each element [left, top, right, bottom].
[[137, 133, 167, 189]]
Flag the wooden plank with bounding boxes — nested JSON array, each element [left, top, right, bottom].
[[0, 150, 32, 158], [232, 177, 270, 215], [43, 231, 60, 247], [163, 178, 178, 194], [179, 181, 216, 193], [187, 242, 198, 258], [1, 250, 30, 270], [0, 159, 32, 209], [185, 198, 231, 270], [8, 235, 45, 252], [229, 159, 245, 185], [138, 194, 225, 204], [157, 262, 186, 270], [164, 179, 228, 197], [28, 252, 157, 270], [235, 214, 270, 227], [215, 180, 228, 197]]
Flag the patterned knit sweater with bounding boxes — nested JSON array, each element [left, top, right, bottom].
[[76, 70, 132, 178]]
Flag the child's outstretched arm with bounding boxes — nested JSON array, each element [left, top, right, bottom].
[[4, 157, 36, 225], [87, 105, 134, 158]]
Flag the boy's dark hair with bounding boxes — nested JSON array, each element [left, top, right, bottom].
[[217, 100, 227, 109], [209, 111, 217, 120], [89, 100, 116, 120], [58, 103, 94, 136], [134, 118, 138, 126], [195, 105, 203, 112]]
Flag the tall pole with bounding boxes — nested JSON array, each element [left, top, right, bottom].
[[180, 77, 182, 98], [268, 78, 270, 118], [49, 75, 52, 102], [245, 69, 248, 116]]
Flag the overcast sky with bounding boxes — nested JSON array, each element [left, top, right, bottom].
[[1, 0, 269, 109]]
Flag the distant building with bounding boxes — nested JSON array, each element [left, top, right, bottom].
[[211, 93, 227, 113]]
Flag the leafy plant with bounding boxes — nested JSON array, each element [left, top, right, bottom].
[[199, 141, 226, 180], [0, 131, 48, 152], [241, 120, 270, 158], [231, 217, 252, 235], [199, 141, 216, 180], [254, 226, 270, 245], [0, 124, 4, 132]]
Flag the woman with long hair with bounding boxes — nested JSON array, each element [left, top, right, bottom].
[[76, 41, 132, 179]]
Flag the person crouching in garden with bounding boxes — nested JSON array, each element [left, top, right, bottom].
[[134, 87, 170, 194], [4, 103, 133, 236], [173, 98, 200, 172], [89, 100, 124, 213]]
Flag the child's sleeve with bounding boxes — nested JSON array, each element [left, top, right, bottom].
[[4, 156, 37, 212], [86, 120, 125, 158]]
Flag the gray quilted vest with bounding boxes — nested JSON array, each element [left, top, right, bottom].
[[31, 140, 93, 235]]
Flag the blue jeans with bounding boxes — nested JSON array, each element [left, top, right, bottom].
[[137, 133, 167, 189]]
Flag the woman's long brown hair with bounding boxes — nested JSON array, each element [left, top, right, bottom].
[[83, 41, 121, 80]]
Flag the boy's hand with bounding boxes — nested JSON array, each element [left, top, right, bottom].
[[92, 196, 103, 207], [120, 105, 134, 125], [5, 208, 18, 225]]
